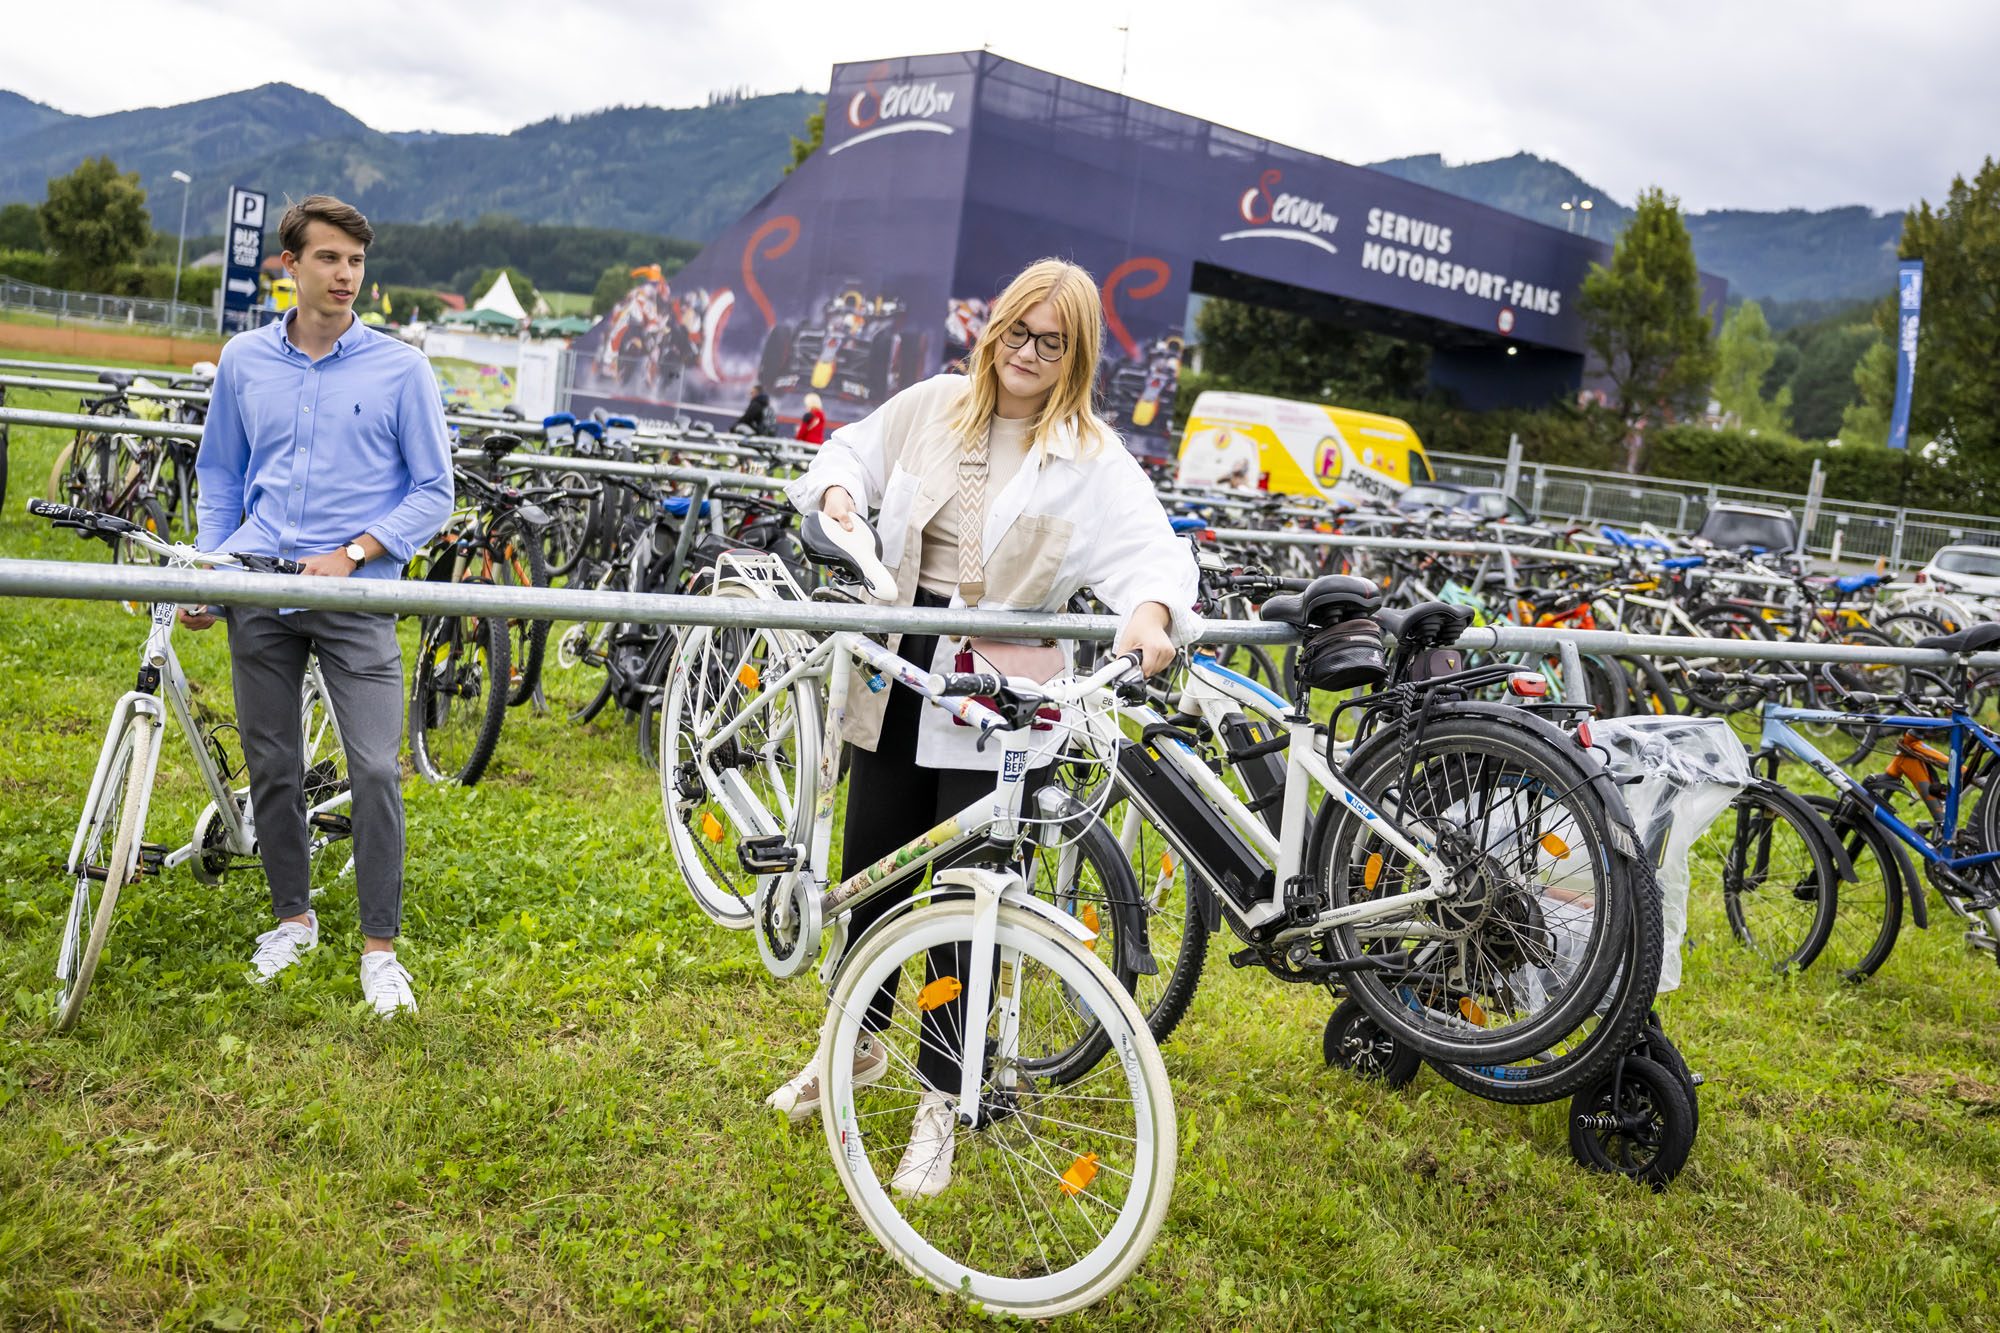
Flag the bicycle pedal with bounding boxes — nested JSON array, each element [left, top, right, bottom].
[[138, 843, 170, 870], [736, 835, 799, 875], [309, 812, 353, 837]]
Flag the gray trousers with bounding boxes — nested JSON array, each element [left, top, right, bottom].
[[225, 606, 407, 937]]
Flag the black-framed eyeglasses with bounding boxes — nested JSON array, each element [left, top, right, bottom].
[[998, 321, 1068, 362]]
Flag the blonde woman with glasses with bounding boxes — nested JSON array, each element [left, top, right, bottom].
[[771, 258, 1200, 1196]]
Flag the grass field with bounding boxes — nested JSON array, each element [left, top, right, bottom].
[[4, 392, 2000, 1331]]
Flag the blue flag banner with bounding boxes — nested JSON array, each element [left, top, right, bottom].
[[1887, 259, 1923, 451]]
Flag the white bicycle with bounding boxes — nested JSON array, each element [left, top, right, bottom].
[[30, 499, 354, 1033], [659, 517, 1175, 1319]]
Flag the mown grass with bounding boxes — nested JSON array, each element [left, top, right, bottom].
[[3, 396, 2000, 1331]]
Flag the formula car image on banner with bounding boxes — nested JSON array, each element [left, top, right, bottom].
[[1100, 327, 1184, 438], [759, 283, 929, 409], [585, 266, 734, 403]]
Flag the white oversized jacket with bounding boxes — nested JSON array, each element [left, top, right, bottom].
[[784, 373, 1203, 769]]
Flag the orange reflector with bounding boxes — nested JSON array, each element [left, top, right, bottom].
[[737, 664, 761, 690], [917, 977, 963, 1011], [1460, 997, 1489, 1026], [1364, 853, 1383, 892], [1080, 903, 1101, 935], [701, 812, 724, 842], [1161, 851, 1175, 876], [1060, 1153, 1100, 1197], [1540, 832, 1570, 858]]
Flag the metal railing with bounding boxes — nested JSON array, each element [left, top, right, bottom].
[[0, 275, 219, 335], [5, 559, 1997, 676], [1429, 448, 2000, 571]]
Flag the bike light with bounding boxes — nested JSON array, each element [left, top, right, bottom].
[[1576, 719, 1595, 749], [1507, 672, 1549, 698]]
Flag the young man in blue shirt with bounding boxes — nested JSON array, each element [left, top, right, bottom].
[[187, 195, 453, 1016]]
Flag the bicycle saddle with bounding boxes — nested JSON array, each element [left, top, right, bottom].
[[1916, 622, 2000, 655], [800, 511, 898, 600], [1257, 574, 1382, 629], [1661, 556, 1705, 571], [97, 369, 135, 388], [1835, 572, 1884, 592], [661, 495, 713, 518], [1376, 602, 1475, 646], [1169, 515, 1206, 534]]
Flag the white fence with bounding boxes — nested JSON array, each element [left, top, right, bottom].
[[0, 274, 219, 335]]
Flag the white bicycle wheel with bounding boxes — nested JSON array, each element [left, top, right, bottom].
[[821, 900, 1176, 1319], [55, 715, 156, 1033], [660, 587, 820, 928]]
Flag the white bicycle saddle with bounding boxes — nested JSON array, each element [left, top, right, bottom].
[[801, 511, 899, 601]]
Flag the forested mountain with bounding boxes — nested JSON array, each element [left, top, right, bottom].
[[1, 84, 1905, 305], [0, 85, 820, 244], [1367, 152, 1903, 304]]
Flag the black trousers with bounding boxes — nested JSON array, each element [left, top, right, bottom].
[[842, 589, 1050, 1089]]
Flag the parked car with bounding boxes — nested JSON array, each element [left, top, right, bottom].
[[1691, 502, 1798, 555], [1396, 482, 1533, 524], [1918, 544, 2000, 599]]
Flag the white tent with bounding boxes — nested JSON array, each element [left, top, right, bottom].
[[472, 271, 529, 322]]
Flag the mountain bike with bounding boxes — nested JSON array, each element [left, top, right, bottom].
[[28, 499, 355, 1034], [660, 519, 1174, 1318]]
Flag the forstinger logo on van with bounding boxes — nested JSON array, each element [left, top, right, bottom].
[[832, 64, 959, 154], [1221, 169, 1339, 257]]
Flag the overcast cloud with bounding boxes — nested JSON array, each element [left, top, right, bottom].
[[9, 0, 1992, 215]]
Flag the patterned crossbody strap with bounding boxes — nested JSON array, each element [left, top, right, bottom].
[[955, 421, 991, 603]]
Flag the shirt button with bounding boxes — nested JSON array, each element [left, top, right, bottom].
[[303, 405, 312, 413], [294, 484, 302, 491]]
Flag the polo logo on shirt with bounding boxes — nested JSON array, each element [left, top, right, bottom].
[[353, 403, 361, 414]]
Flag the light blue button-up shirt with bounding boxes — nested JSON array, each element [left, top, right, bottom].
[[196, 310, 454, 592]]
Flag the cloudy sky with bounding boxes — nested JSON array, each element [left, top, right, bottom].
[[10, 0, 1991, 215]]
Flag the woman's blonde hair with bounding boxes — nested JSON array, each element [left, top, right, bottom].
[[802, 392, 822, 412], [948, 258, 1113, 459]]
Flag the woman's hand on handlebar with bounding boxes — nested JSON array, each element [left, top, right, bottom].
[[821, 485, 857, 531], [177, 605, 217, 631], [1115, 602, 1176, 677]]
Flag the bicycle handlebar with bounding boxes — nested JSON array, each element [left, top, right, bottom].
[[29, 497, 301, 573]]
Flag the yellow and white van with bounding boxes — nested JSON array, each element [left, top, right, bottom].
[[1173, 391, 1432, 504]]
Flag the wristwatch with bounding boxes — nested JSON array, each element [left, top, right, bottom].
[[343, 541, 368, 567]]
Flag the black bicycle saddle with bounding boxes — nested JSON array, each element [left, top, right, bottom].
[[1376, 602, 1476, 645], [1916, 622, 2000, 655], [97, 369, 135, 389], [1258, 574, 1381, 629]]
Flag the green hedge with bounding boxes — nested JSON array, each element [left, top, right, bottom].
[[1643, 425, 1987, 515], [0, 249, 221, 307]]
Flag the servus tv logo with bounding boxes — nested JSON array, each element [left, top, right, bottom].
[[1221, 170, 1339, 257], [831, 64, 959, 154]]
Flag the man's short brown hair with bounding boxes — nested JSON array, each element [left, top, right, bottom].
[[278, 195, 374, 255]]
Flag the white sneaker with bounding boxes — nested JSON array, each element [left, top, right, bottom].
[[890, 1091, 959, 1199], [359, 950, 417, 1018], [249, 913, 318, 982], [765, 1033, 888, 1125]]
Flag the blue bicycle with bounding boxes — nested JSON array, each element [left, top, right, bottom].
[[1711, 622, 2000, 981]]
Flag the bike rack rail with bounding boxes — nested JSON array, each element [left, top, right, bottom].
[[5, 560, 1999, 674]]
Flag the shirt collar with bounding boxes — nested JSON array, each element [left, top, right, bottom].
[[276, 307, 365, 361]]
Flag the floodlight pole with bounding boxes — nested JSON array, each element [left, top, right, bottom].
[[168, 170, 193, 331]]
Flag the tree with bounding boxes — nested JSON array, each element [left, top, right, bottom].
[[0, 201, 43, 252], [1839, 297, 1898, 446], [1713, 300, 1792, 432], [38, 156, 150, 292], [592, 263, 637, 315], [1190, 297, 1431, 404], [785, 101, 825, 175], [1889, 156, 2000, 460], [1576, 186, 1718, 471]]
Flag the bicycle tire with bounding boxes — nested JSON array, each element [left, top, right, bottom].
[[659, 588, 821, 929], [1800, 793, 1904, 982], [1710, 782, 1839, 973], [493, 517, 551, 707], [408, 611, 510, 785], [1324, 996, 1423, 1087], [1618, 654, 1680, 717], [111, 497, 171, 568], [1427, 855, 1666, 1104], [1024, 810, 1153, 1084], [820, 899, 1176, 1319], [1100, 780, 1211, 1047], [1683, 604, 1772, 714], [55, 715, 155, 1033], [1315, 711, 1635, 1065]]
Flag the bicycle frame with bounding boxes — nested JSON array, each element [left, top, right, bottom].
[[1759, 701, 2000, 877], [1109, 655, 1454, 943]]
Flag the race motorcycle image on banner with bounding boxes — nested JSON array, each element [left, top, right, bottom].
[[584, 266, 735, 403]]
